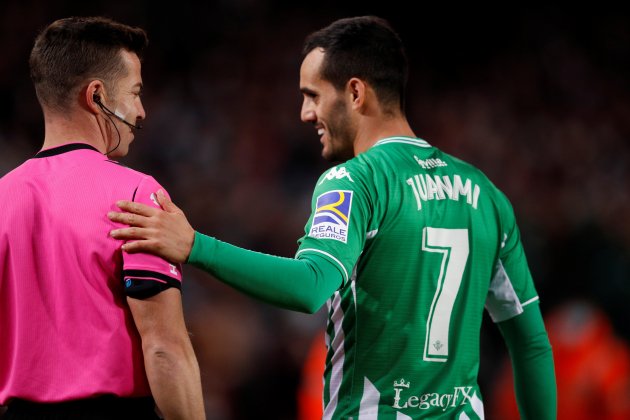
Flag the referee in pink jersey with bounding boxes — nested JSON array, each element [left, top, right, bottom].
[[0, 17, 204, 419]]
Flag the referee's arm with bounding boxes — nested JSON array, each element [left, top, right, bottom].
[[127, 288, 205, 419]]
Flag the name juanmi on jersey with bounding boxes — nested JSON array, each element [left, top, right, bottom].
[[406, 174, 481, 210]]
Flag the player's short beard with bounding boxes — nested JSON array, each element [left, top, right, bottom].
[[324, 97, 355, 162]]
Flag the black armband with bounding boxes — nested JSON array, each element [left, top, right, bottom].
[[122, 270, 182, 299]]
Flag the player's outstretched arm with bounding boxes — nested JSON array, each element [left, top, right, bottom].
[[497, 303, 557, 420], [109, 190, 194, 263], [110, 192, 343, 313], [188, 232, 343, 313]]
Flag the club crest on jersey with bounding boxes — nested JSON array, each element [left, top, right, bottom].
[[309, 190, 353, 243], [318, 166, 354, 185]]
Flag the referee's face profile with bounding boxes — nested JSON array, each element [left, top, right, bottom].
[[105, 50, 146, 158]]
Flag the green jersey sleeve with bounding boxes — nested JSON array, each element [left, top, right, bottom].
[[497, 302, 557, 419], [188, 232, 344, 313], [296, 163, 372, 286], [486, 190, 540, 322]]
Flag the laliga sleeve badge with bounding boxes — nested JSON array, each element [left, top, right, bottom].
[[309, 190, 353, 243]]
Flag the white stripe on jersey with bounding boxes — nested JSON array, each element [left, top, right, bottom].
[[374, 136, 431, 148], [397, 412, 413, 420], [323, 292, 346, 420], [485, 259, 524, 322], [358, 377, 380, 419], [471, 391, 485, 419], [296, 248, 349, 285], [522, 296, 540, 307], [456, 391, 485, 420]]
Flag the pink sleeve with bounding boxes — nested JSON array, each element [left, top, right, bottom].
[[122, 176, 183, 298]]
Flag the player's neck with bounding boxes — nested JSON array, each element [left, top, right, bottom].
[[353, 116, 415, 155]]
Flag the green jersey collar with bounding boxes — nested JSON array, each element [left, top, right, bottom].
[[373, 136, 431, 148]]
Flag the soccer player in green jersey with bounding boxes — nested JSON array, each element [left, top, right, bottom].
[[108, 16, 557, 419]]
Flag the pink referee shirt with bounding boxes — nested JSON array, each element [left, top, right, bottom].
[[0, 143, 183, 404]]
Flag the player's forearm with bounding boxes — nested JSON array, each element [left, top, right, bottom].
[[143, 339, 205, 420], [188, 232, 342, 313], [498, 303, 557, 420]]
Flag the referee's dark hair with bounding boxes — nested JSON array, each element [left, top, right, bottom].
[[29, 16, 148, 113]]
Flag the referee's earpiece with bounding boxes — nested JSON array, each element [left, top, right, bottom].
[[92, 92, 143, 131]]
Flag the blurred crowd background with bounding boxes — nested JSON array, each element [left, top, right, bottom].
[[1, 2, 629, 419]]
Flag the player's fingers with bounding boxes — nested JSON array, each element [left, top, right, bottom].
[[108, 211, 149, 227], [115, 200, 157, 217], [110, 226, 148, 240], [121, 238, 164, 255], [120, 239, 148, 253], [156, 190, 182, 213]]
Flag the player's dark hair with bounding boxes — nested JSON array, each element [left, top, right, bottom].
[[29, 16, 148, 112], [302, 16, 408, 114]]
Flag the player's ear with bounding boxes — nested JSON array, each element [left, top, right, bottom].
[[347, 78, 366, 110]]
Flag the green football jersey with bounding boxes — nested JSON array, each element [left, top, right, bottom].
[[296, 136, 540, 419]]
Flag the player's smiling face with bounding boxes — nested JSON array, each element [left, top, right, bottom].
[[300, 48, 356, 162]]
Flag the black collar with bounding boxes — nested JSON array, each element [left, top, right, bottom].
[[35, 143, 100, 158]]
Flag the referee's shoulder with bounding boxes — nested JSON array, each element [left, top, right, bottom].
[[101, 158, 158, 184]]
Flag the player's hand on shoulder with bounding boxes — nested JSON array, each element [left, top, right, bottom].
[[108, 190, 194, 263]]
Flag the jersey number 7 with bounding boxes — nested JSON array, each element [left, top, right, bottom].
[[422, 227, 469, 362]]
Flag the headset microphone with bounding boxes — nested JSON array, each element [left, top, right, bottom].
[[93, 94, 143, 130]]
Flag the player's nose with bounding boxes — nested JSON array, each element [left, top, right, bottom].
[[301, 101, 316, 123]]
